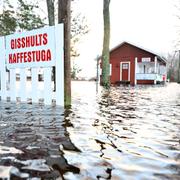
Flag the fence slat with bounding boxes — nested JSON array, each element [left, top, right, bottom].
[[55, 24, 64, 106], [0, 37, 6, 100], [10, 69, 16, 101], [31, 68, 39, 103], [44, 67, 52, 105], [20, 69, 26, 102], [0, 68, 6, 100]]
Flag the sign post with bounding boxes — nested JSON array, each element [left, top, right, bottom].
[[55, 24, 64, 106]]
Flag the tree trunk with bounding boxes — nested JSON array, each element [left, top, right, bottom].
[[46, 0, 56, 91], [178, 50, 180, 83], [58, 0, 71, 107], [46, 0, 55, 26], [102, 0, 110, 88]]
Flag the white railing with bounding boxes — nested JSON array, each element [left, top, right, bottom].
[[136, 73, 164, 81], [0, 67, 63, 105], [136, 73, 156, 80]]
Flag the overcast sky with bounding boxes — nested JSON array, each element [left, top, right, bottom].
[[1, 0, 178, 77], [76, 0, 177, 51], [72, 0, 178, 77]]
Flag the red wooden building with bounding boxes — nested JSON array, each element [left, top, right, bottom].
[[100, 41, 167, 85]]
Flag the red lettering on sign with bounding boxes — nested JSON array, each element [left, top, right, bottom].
[[43, 33, 48, 45], [11, 40, 15, 49], [28, 51, 31, 62], [36, 51, 40, 61], [13, 54, 16, 63], [21, 37, 26, 48], [8, 49, 52, 64], [31, 36, 35, 47], [17, 38, 21, 49], [39, 34, 43, 45], [26, 36, 30, 47], [10, 32, 49, 50], [41, 50, 46, 61], [24, 52, 27, 62], [47, 49, 51, 61], [9, 54, 12, 63]]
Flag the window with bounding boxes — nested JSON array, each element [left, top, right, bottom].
[[122, 63, 129, 69]]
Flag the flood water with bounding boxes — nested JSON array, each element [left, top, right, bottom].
[[0, 82, 180, 179]]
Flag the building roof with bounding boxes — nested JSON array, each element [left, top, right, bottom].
[[97, 41, 166, 64], [110, 41, 167, 64]]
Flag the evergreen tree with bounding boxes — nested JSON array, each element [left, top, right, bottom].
[[0, 0, 16, 36], [17, 0, 45, 31], [0, 0, 45, 36]]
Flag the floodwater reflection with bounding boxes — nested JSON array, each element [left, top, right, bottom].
[[0, 104, 80, 179], [0, 82, 180, 179]]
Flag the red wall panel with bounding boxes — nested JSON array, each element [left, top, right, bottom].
[[110, 43, 156, 85]]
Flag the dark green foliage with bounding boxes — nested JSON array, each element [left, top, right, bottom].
[[0, 10, 17, 36], [0, 0, 45, 36], [0, 0, 17, 36], [17, 0, 45, 31]]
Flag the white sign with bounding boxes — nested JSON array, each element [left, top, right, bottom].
[[0, 24, 64, 106], [6, 26, 61, 69], [141, 57, 151, 62]]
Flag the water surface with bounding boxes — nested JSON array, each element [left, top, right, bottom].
[[0, 82, 179, 179]]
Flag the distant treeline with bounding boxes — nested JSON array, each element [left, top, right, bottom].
[[167, 54, 180, 82]]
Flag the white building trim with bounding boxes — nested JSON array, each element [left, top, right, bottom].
[[109, 64, 112, 76], [120, 61, 131, 81], [135, 57, 138, 85], [154, 56, 157, 84]]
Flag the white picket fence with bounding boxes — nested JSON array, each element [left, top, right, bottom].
[[0, 25, 64, 106]]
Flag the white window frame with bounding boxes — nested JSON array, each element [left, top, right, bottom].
[[120, 61, 131, 81]]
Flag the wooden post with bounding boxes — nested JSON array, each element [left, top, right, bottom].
[[134, 57, 138, 85], [154, 56, 157, 84], [96, 56, 99, 92], [178, 50, 180, 83], [58, 0, 71, 107]]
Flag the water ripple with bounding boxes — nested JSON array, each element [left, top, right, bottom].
[[0, 82, 180, 179]]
